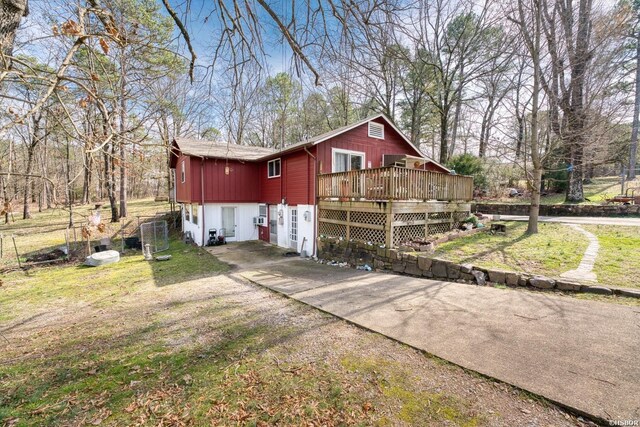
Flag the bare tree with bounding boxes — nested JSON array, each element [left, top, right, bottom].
[[628, 3, 640, 179], [512, 0, 545, 233]]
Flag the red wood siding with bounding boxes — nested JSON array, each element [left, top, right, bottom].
[[257, 150, 315, 205], [174, 154, 192, 203], [315, 117, 422, 174], [259, 161, 282, 204], [284, 150, 313, 205], [188, 158, 261, 203]]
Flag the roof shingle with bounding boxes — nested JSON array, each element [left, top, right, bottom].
[[173, 138, 276, 161]]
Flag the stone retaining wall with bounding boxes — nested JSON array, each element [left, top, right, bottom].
[[472, 203, 640, 217], [317, 237, 640, 299]]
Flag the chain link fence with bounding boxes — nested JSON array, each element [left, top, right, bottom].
[[140, 220, 169, 254]]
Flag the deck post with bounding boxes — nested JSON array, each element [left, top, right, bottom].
[[385, 202, 393, 248]]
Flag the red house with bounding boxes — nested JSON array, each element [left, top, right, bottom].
[[170, 114, 457, 254]]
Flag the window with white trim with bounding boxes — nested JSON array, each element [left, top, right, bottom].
[[368, 122, 384, 139], [259, 204, 267, 218], [268, 158, 281, 178], [184, 204, 190, 221], [332, 149, 365, 173], [180, 160, 186, 183]]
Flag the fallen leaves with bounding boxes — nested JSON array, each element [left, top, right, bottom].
[[122, 384, 193, 427], [90, 408, 112, 425]]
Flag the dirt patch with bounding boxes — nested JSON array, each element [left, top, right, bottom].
[[1, 263, 590, 426]]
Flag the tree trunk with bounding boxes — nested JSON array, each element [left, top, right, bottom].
[[3, 137, 13, 223], [0, 0, 28, 68], [439, 111, 449, 164], [566, 141, 584, 202], [82, 154, 92, 205], [22, 145, 35, 219], [566, 169, 584, 202], [528, 168, 542, 234], [82, 116, 93, 204], [103, 120, 118, 222], [118, 52, 128, 218], [479, 100, 496, 158], [106, 147, 118, 222], [522, 0, 543, 234], [516, 115, 525, 159], [450, 95, 463, 159], [629, 34, 640, 180], [66, 136, 73, 227]]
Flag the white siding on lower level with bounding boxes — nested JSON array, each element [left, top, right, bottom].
[[203, 203, 260, 243], [182, 204, 202, 245], [180, 202, 316, 256], [181, 203, 259, 246]]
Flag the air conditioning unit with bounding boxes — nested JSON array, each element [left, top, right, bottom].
[[253, 216, 267, 226]]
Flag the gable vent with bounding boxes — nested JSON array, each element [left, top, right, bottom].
[[368, 121, 384, 139]]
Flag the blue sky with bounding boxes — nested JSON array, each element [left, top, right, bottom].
[[168, 0, 292, 73]]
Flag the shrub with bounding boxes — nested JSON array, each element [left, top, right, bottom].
[[446, 154, 487, 188]]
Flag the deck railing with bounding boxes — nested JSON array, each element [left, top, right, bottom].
[[317, 166, 474, 201]]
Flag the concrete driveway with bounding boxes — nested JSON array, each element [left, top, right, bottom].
[[210, 242, 640, 423]]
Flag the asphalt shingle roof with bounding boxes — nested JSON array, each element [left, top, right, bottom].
[[173, 138, 276, 161]]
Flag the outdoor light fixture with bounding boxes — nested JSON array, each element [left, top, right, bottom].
[[303, 211, 311, 221]]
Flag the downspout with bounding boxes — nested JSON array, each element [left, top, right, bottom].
[[280, 157, 284, 204], [304, 146, 318, 257], [200, 157, 205, 246]]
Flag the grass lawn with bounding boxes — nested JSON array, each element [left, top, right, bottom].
[[0, 198, 172, 270], [435, 221, 640, 290], [585, 225, 640, 289], [487, 176, 638, 205], [434, 222, 588, 277], [0, 206, 577, 426], [0, 238, 227, 324]]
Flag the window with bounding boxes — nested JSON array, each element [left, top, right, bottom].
[[290, 209, 298, 242], [368, 122, 384, 139], [259, 204, 267, 218], [192, 203, 198, 225], [332, 149, 365, 173], [268, 159, 281, 178], [184, 204, 190, 221], [180, 160, 186, 183]]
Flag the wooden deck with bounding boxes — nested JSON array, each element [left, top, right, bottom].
[[317, 167, 474, 202]]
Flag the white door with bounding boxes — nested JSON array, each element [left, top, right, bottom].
[[289, 208, 298, 250], [221, 207, 236, 240], [269, 205, 277, 244]]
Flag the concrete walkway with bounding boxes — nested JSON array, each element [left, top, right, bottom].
[[498, 214, 640, 227], [210, 243, 640, 423], [560, 225, 599, 282]]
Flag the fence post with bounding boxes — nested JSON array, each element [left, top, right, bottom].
[[12, 236, 21, 268]]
